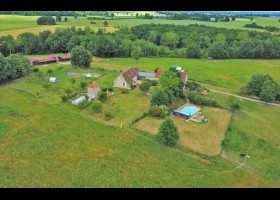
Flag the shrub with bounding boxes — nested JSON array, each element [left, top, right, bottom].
[[156, 117, 179, 147], [104, 112, 113, 121], [77, 100, 88, 109], [47, 69, 53, 74], [101, 87, 113, 92], [231, 102, 241, 112], [70, 78, 76, 84], [159, 105, 170, 118], [92, 100, 103, 113], [151, 80, 158, 86], [149, 105, 161, 117], [151, 89, 170, 106], [61, 95, 68, 102], [33, 67, 39, 72], [139, 81, 151, 93], [98, 91, 108, 102], [121, 89, 129, 94]]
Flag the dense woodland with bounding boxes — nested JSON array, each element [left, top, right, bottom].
[[1, 24, 280, 59]]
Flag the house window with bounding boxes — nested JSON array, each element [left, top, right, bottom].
[[122, 82, 126, 87]]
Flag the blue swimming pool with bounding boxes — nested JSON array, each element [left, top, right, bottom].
[[180, 107, 197, 116]]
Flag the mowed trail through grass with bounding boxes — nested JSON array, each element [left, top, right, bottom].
[[93, 57, 280, 94]]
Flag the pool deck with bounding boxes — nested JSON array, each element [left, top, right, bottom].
[[173, 102, 202, 122]]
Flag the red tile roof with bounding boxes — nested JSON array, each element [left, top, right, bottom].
[[28, 58, 38, 62], [180, 72, 187, 82], [49, 54, 58, 58], [38, 58, 57, 63], [155, 69, 162, 78], [88, 81, 100, 89], [122, 67, 139, 82]]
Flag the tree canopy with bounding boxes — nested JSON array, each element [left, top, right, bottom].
[[156, 117, 179, 147], [37, 16, 56, 25], [70, 46, 92, 68]]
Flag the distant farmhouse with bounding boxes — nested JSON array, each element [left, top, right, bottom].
[[113, 66, 188, 89], [114, 67, 139, 89], [210, 17, 216, 22], [29, 53, 71, 65], [87, 81, 101, 99]]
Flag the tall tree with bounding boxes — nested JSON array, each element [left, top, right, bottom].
[[245, 74, 274, 96], [156, 117, 179, 147], [131, 46, 142, 60], [6, 54, 31, 79], [70, 46, 93, 68], [64, 17, 68, 22], [260, 80, 280, 102], [186, 43, 201, 58], [151, 89, 171, 106], [160, 31, 179, 49], [103, 20, 108, 27], [0, 53, 8, 84], [56, 15, 61, 22], [159, 71, 182, 96]]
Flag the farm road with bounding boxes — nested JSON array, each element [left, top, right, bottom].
[[208, 88, 280, 107]]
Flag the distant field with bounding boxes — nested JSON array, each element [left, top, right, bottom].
[[92, 57, 280, 94], [1, 15, 280, 37]]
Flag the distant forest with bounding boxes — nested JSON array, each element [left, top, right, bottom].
[[1, 24, 280, 59]]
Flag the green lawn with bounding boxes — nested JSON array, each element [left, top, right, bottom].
[[93, 57, 280, 94], [2, 82, 278, 187], [1, 15, 280, 37]]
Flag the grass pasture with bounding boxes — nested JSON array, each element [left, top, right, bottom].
[[134, 106, 231, 156], [93, 57, 280, 94], [0, 85, 279, 187], [206, 92, 280, 182]]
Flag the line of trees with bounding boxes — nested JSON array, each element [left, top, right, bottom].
[[1, 24, 280, 59], [168, 13, 235, 22], [244, 23, 280, 32]]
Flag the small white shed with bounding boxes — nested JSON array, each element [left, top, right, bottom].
[[49, 77, 56, 82], [85, 73, 91, 78]]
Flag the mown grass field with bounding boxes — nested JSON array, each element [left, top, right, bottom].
[[2, 76, 279, 187], [1, 14, 280, 37], [92, 57, 280, 94], [134, 107, 232, 156]]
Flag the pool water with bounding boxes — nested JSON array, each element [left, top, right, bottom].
[[180, 107, 197, 116]]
